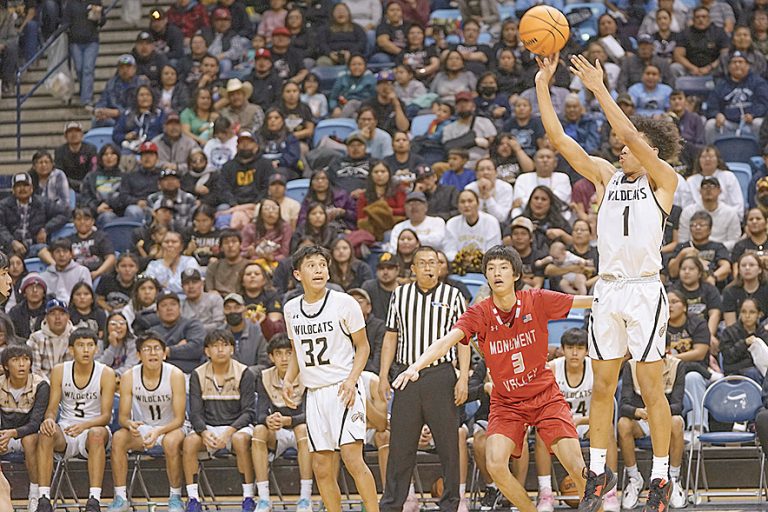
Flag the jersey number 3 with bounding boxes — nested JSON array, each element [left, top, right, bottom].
[[301, 337, 331, 367], [511, 352, 525, 374]]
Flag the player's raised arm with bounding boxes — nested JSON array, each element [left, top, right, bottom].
[[570, 55, 679, 203], [392, 328, 466, 389], [536, 53, 610, 187]]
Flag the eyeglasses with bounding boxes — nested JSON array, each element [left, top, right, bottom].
[[141, 345, 164, 353], [109, 320, 127, 326], [415, 260, 438, 268]]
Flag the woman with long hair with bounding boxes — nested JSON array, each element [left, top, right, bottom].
[[356, 161, 406, 239], [291, 203, 344, 252], [395, 228, 420, 284], [81, 143, 124, 227], [259, 108, 301, 176], [185, 204, 221, 267], [113, 85, 165, 149], [429, 50, 477, 103], [4, 254, 27, 312], [315, 3, 368, 66], [588, 14, 634, 55], [279, 81, 315, 145], [144, 231, 202, 296], [520, 185, 573, 249], [95, 252, 139, 313], [240, 262, 284, 323], [155, 64, 191, 115], [732, 208, 768, 265], [298, 170, 357, 229], [719, 298, 766, 383], [672, 255, 722, 341], [494, 48, 527, 100], [69, 282, 107, 338], [397, 24, 440, 82], [329, 237, 373, 290], [490, 133, 534, 185], [285, 8, 311, 59], [124, 274, 161, 334], [241, 198, 293, 265], [328, 53, 376, 117], [722, 252, 768, 326], [97, 311, 139, 377], [687, 145, 744, 211], [181, 87, 219, 145]]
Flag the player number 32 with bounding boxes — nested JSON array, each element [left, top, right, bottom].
[[301, 337, 331, 367]]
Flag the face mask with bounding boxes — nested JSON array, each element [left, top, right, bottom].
[[225, 312, 243, 326], [480, 86, 497, 96], [457, 110, 473, 119]]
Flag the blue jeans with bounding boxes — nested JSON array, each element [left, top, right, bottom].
[[21, 20, 41, 63], [69, 41, 99, 104]]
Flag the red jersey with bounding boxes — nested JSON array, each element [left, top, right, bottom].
[[455, 289, 574, 402]]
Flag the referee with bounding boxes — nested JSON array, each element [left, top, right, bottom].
[[378, 246, 470, 512]]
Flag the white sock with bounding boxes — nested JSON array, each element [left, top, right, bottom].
[[409, 483, 416, 495], [89, 488, 102, 502], [650, 455, 670, 482], [459, 483, 466, 497], [114, 486, 127, 500], [170, 487, 182, 498], [39, 487, 51, 499], [300, 479, 313, 500], [186, 484, 199, 500], [669, 465, 681, 482], [626, 464, 641, 480], [487, 482, 497, 489], [538, 475, 552, 491], [589, 447, 608, 474], [29, 483, 39, 499], [243, 483, 254, 498], [257, 481, 270, 501]]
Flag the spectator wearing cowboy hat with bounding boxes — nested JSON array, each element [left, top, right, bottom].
[[219, 78, 265, 134]]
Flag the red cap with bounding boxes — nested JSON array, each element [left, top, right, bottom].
[[254, 48, 271, 59], [272, 26, 290, 37], [212, 7, 231, 19], [455, 91, 473, 102], [139, 141, 159, 154]]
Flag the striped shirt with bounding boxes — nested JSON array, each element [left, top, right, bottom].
[[386, 282, 467, 366]]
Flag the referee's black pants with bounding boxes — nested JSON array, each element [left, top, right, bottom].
[[379, 362, 460, 512]]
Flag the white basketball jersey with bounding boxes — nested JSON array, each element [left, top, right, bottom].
[[60, 361, 106, 427], [131, 363, 175, 427], [552, 356, 593, 419], [284, 290, 366, 389], [597, 173, 665, 277]]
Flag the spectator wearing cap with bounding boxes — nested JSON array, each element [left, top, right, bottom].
[[444, 189, 502, 261], [61, 0, 105, 108], [704, 50, 768, 142], [371, 2, 411, 65], [54, 121, 98, 189], [153, 290, 206, 373], [315, 3, 368, 66], [113, 85, 166, 153], [181, 268, 225, 331], [165, 0, 210, 42], [26, 298, 75, 378], [247, 48, 283, 109], [148, 8, 186, 62], [617, 34, 674, 92], [132, 31, 169, 87], [348, 287, 387, 373], [361, 253, 400, 321], [29, 150, 71, 213], [672, 6, 730, 77], [218, 130, 275, 210], [9, 274, 47, 340], [39, 238, 92, 302], [443, 91, 498, 169], [221, 292, 269, 375], [219, 79, 265, 135], [118, 141, 163, 221], [465, 158, 514, 223], [688, 145, 745, 212], [148, 168, 198, 231], [412, 163, 458, 220], [627, 64, 674, 117], [328, 54, 377, 117], [512, 148, 572, 219], [201, 7, 249, 74], [212, 0, 251, 38], [387, 191, 446, 252], [0, 173, 69, 258], [152, 112, 199, 174], [145, 231, 203, 297], [363, 71, 409, 135], [679, 176, 742, 250], [503, 216, 547, 289], [325, 133, 373, 199], [270, 26, 308, 83], [721, 25, 768, 79], [92, 54, 150, 128], [206, 229, 249, 296]]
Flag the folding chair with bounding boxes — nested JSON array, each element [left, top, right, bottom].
[[691, 375, 766, 504], [50, 454, 87, 510], [713, 135, 760, 164]]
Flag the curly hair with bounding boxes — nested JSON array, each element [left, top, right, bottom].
[[631, 116, 682, 162]]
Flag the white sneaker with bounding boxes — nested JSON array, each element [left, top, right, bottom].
[[670, 480, 687, 508], [458, 498, 470, 512], [622, 474, 644, 510], [403, 490, 420, 512], [536, 488, 554, 512], [603, 488, 620, 512], [28, 495, 39, 512]]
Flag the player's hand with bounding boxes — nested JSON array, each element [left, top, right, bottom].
[[142, 428, 161, 450], [377, 376, 392, 402], [338, 378, 357, 408], [128, 421, 144, 437], [635, 408, 648, 420], [64, 423, 87, 437], [569, 54, 605, 93], [266, 413, 283, 431], [535, 52, 559, 84], [454, 377, 468, 406], [392, 366, 420, 390], [282, 380, 298, 409], [201, 430, 220, 450], [40, 418, 57, 437]]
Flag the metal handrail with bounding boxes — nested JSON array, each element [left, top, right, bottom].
[[15, 0, 120, 158]]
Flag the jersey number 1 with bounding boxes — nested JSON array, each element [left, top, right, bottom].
[[623, 206, 630, 236], [301, 337, 331, 367]]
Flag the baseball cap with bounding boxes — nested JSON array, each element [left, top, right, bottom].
[[223, 292, 245, 305], [348, 288, 371, 303], [64, 121, 83, 133], [159, 168, 179, 179], [212, 7, 231, 19], [455, 91, 473, 102], [730, 50, 748, 61], [269, 173, 287, 185], [11, 172, 31, 187], [510, 216, 535, 233], [156, 290, 180, 304], [136, 31, 154, 42], [20, 273, 46, 293], [272, 26, 290, 37], [345, 133, 366, 145], [165, 112, 180, 124], [414, 164, 435, 181], [181, 268, 202, 283], [637, 34, 654, 44], [45, 298, 68, 314], [139, 141, 158, 154], [616, 93, 635, 107], [237, 130, 256, 141], [406, 191, 427, 203], [254, 48, 272, 60], [150, 8, 164, 19], [376, 252, 401, 268], [154, 198, 177, 211], [700, 176, 721, 188], [117, 54, 136, 66], [376, 70, 394, 82]]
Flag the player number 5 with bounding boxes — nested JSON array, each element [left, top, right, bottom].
[[511, 352, 525, 374]]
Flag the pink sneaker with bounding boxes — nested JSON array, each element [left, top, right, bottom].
[[603, 488, 620, 512], [536, 488, 555, 512], [403, 490, 419, 512]]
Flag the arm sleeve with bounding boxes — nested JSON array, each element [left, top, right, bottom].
[[232, 369, 256, 430], [466, 360, 487, 402], [189, 371, 206, 433], [17, 381, 50, 437]]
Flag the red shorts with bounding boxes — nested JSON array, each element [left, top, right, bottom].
[[487, 381, 578, 458]]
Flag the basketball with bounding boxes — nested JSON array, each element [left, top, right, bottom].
[[431, 477, 444, 498], [519, 5, 570, 56], [559, 475, 580, 508]]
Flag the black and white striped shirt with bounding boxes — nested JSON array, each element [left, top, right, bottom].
[[386, 282, 467, 366]]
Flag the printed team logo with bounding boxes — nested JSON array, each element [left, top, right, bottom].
[[350, 412, 364, 423], [658, 324, 666, 338]]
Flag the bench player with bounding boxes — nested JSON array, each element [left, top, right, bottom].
[[536, 54, 680, 512], [0, 250, 14, 512], [108, 331, 187, 512], [282, 245, 380, 512], [37, 327, 117, 512]]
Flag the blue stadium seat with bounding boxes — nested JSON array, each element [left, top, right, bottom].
[[83, 127, 114, 151], [449, 273, 486, 300], [429, 9, 462, 23], [24, 257, 47, 274], [51, 222, 76, 241], [714, 135, 760, 164], [727, 162, 752, 204], [675, 75, 715, 97], [102, 218, 143, 254], [285, 178, 310, 203], [312, 118, 358, 147], [410, 114, 436, 137], [312, 65, 347, 96], [499, 5, 516, 20], [69, 189, 76, 210], [547, 318, 584, 347], [751, 155, 766, 175], [564, 3, 606, 42]]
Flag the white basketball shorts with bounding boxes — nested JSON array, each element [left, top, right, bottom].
[[305, 376, 367, 452]]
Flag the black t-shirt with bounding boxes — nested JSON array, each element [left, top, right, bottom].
[[501, 117, 545, 157], [672, 283, 722, 319], [243, 289, 283, 314], [271, 48, 305, 81], [652, 31, 682, 61], [54, 142, 98, 186], [383, 152, 424, 178], [721, 282, 768, 315], [451, 43, 493, 77], [375, 20, 411, 54], [363, 96, 406, 135], [95, 275, 135, 310], [188, 229, 221, 267], [519, 247, 547, 283], [68, 230, 115, 272], [396, 45, 439, 72], [362, 278, 394, 321], [667, 314, 710, 363], [671, 240, 730, 277], [280, 102, 314, 135], [678, 25, 730, 68], [731, 237, 768, 263], [70, 307, 107, 335]]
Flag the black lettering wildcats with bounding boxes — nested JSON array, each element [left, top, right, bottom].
[[64, 390, 98, 400], [607, 188, 648, 201], [293, 321, 335, 336], [137, 394, 172, 404]]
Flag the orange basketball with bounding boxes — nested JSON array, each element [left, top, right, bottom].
[[559, 475, 580, 508], [519, 5, 570, 56]]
